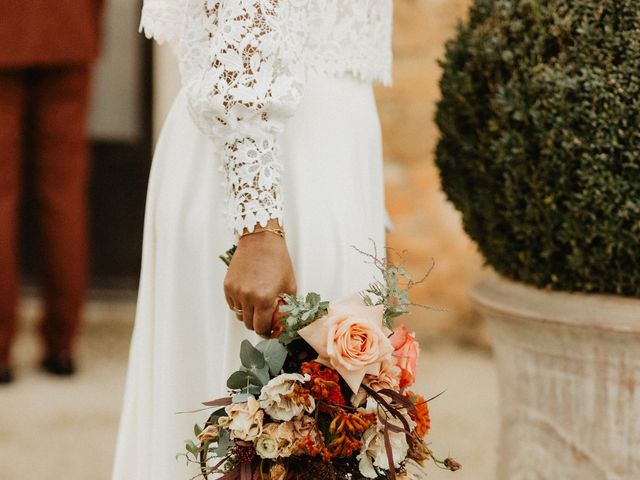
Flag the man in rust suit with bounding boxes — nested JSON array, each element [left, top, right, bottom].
[[0, 0, 104, 383]]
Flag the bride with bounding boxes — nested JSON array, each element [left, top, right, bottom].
[[112, 0, 392, 478]]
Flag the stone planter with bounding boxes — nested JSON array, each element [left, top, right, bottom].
[[470, 275, 640, 480]]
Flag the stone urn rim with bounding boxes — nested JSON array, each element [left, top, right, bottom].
[[470, 272, 640, 334]]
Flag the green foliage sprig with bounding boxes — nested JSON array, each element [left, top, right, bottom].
[[219, 246, 237, 267], [357, 245, 433, 329], [277, 292, 329, 345], [436, 0, 640, 297], [364, 265, 413, 330]]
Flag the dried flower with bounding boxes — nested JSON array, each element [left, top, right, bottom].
[[259, 373, 315, 421], [218, 396, 264, 442], [255, 422, 297, 459], [274, 421, 296, 457], [197, 425, 220, 443], [290, 415, 325, 458], [444, 457, 462, 471], [256, 424, 281, 459]]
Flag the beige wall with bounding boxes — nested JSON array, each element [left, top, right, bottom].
[[89, 0, 143, 141], [151, 0, 487, 344], [377, 0, 487, 345]]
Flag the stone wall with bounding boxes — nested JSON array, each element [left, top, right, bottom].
[[377, 0, 489, 346]]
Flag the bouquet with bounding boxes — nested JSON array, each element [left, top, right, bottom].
[[183, 248, 460, 479]]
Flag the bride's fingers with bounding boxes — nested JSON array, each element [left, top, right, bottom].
[[226, 295, 245, 323], [242, 303, 255, 331], [224, 277, 238, 313], [226, 295, 238, 315], [253, 303, 274, 338]]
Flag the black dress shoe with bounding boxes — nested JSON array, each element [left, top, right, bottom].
[[0, 365, 14, 384], [41, 354, 76, 376]]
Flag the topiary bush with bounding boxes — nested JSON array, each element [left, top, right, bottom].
[[435, 0, 640, 297]]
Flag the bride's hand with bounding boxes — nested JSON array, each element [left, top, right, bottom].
[[224, 220, 296, 337]]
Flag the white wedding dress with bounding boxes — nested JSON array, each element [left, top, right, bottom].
[[112, 1, 392, 478]]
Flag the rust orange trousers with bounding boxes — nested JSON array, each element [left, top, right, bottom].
[[0, 66, 90, 363]]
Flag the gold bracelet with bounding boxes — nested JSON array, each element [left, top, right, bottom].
[[239, 227, 286, 240]]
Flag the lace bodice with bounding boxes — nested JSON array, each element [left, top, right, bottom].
[[141, 0, 393, 234]]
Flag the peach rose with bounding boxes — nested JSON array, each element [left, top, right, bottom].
[[364, 358, 402, 392], [298, 293, 393, 393], [390, 325, 419, 389]]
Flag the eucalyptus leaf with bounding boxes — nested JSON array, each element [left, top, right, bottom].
[[194, 424, 203, 437], [232, 392, 251, 403], [247, 385, 262, 396], [246, 369, 266, 386], [240, 340, 266, 370], [214, 429, 233, 457], [255, 339, 288, 376], [207, 408, 227, 426], [185, 440, 198, 456], [275, 292, 329, 345], [226, 370, 251, 390], [250, 364, 270, 386]]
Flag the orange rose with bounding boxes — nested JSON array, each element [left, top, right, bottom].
[[298, 294, 393, 393], [390, 325, 419, 388]]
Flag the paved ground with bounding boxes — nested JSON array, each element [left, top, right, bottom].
[[0, 299, 498, 480]]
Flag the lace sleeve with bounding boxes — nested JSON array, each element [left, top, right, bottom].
[[185, 0, 309, 235]]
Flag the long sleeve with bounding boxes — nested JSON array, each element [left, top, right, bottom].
[[185, 0, 309, 235]]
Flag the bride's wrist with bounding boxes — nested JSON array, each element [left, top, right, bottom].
[[238, 220, 285, 243]]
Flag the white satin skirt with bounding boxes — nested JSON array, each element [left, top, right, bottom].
[[111, 72, 386, 480]]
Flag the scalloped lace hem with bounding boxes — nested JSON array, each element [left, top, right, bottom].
[[139, 1, 186, 46]]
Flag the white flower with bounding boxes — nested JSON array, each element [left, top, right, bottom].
[[274, 421, 296, 457], [398, 458, 430, 480], [258, 373, 315, 421], [290, 415, 321, 454], [255, 422, 297, 459], [218, 395, 264, 442], [255, 425, 280, 459], [357, 418, 411, 479], [360, 396, 381, 414], [351, 387, 368, 408]]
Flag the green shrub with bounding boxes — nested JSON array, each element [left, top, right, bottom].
[[435, 0, 640, 297]]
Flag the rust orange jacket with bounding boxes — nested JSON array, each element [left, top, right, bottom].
[[0, 0, 105, 68]]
